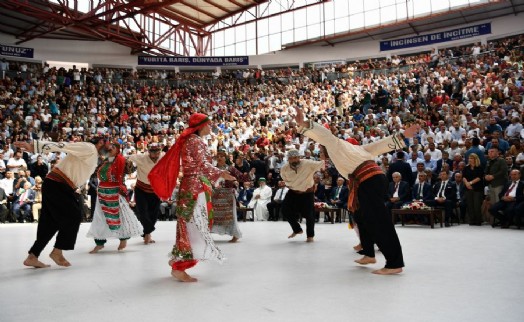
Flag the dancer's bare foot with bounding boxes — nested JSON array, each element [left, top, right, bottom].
[[354, 256, 377, 265], [49, 249, 71, 267], [171, 270, 198, 282], [89, 245, 104, 254], [306, 237, 314, 242], [288, 231, 303, 239], [144, 234, 156, 244], [23, 254, 50, 268], [372, 267, 403, 275], [229, 236, 239, 243], [118, 240, 127, 251], [353, 243, 363, 251]]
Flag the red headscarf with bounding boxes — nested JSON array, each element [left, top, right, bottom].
[[148, 113, 210, 199]]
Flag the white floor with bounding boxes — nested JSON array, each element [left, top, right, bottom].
[[1, 220, 523, 322]]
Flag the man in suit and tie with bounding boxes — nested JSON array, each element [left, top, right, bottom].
[[386, 172, 410, 217], [13, 181, 35, 223], [426, 171, 457, 227], [410, 172, 433, 224], [453, 172, 467, 223], [237, 181, 254, 207], [328, 177, 348, 222], [267, 180, 289, 221], [489, 169, 524, 228], [412, 172, 433, 202], [387, 151, 414, 186]]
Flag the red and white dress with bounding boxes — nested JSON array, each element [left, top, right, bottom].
[[87, 154, 143, 241], [169, 134, 225, 271]]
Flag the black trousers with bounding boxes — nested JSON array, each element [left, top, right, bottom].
[[489, 200, 518, 224], [356, 174, 404, 269], [266, 200, 283, 221], [0, 204, 9, 222], [282, 191, 315, 238], [134, 187, 160, 235], [29, 178, 82, 257], [89, 192, 97, 219]]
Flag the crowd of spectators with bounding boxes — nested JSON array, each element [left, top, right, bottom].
[[0, 33, 522, 227]]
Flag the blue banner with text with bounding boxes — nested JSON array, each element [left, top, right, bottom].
[[138, 56, 249, 66], [380, 23, 491, 51], [0, 44, 34, 58]]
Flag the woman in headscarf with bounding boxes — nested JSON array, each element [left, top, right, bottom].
[[149, 113, 235, 282], [87, 142, 143, 253]]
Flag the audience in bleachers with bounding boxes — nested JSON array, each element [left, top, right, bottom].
[[0, 33, 523, 227]]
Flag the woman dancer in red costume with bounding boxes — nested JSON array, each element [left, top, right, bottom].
[[149, 113, 235, 282]]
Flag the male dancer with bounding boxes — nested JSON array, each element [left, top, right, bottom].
[[18, 138, 108, 268], [294, 108, 419, 274], [127, 143, 163, 244], [280, 149, 324, 242]]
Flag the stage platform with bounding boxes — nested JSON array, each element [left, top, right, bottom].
[[1, 221, 523, 322]]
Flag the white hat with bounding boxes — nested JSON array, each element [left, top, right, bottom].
[[287, 149, 300, 158]]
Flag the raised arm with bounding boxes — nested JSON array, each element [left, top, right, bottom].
[[14, 140, 98, 160]]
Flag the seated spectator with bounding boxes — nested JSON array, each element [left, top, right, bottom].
[[426, 171, 457, 227], [407, 152, 423, 174], [247, 178, 272, 221], [327, 177, 348, 222], [237, 181, 254, 208], [160, 187, 178, 221], [422, 153, 436, 173], [29, 155, 49, 179], [434, 151, 453, 176], [313, 174, 326, 202], [13, 181, 35, 223], [267, 180, 288, 221], [426, 142, 443, 161], [31, 176, 43, 222], [386, 172, 410, 216], [489, 169, 524, 228], [412, 172, 433, 202], [7, 150, 27, 177]]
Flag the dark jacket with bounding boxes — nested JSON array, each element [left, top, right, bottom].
[[388, 181, 411, 203], [431, 180, 457, 202], [434, 158, 453, 175], [387, 160, 414, 185], [329, 185, 349, 208], [314, 182, 326, 202], [237, 187, 254, 206], [454, 181, 467, 203], [412, 182, 433, 202], [485, 157, 508, 187], [498, 180, 524, 203], [14, 188, 36, 205]]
